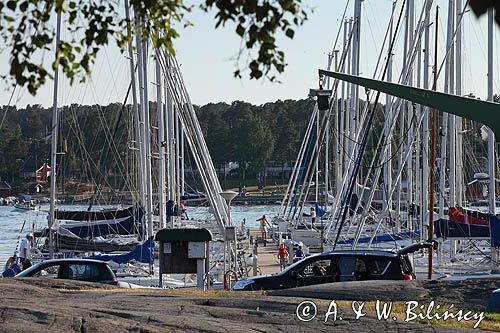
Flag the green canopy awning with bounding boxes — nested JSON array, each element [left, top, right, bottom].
[[154, 228, 212, 242], [319, 69, 500, 141]]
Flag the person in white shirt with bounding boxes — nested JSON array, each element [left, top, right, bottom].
[[19, 233, 33, 270], [310, 207, 317, 224]]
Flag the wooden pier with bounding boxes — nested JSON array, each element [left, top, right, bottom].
[[248, 228, 281, 275]]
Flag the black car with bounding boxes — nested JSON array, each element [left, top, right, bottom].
[[232, 240, 437, 291], [15, 259, 117, 284]]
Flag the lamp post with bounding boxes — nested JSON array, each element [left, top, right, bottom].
[[220, 190, 238, 288]]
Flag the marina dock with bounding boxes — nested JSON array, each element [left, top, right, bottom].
[[247, 228, 281, 276]]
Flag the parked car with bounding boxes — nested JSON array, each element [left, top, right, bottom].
[[232, 240, 438, 291], [15, 259, 117, 284]]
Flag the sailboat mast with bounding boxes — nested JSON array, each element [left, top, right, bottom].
[[352, 0, 362, 140], [175, 105, 182, 205], [428, 5, 439, 280], [156, 51, 166, 229], [141, 40, 154, 241], [341, 19, 349, 183], [487, 7, 497, 267], [315, 97, 319, 203], [134, 18, 148, 235], [385, 2, 395, 222], [422, 0, 432, 240], [164, 55, 176, 214], [487, 8, 495, 214], [455, 0, 464, 207], [406, 0, 415, 233], [124, 0, 142, 207], [449, 0, 457, 210], [49, 12, 62, 259], [439, 0, 454, 220]]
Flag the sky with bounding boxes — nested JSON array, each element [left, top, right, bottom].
[[0, 0, 498, 108]]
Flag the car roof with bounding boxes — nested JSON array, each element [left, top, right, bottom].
[[313, 249, 398, 258], [31, 258, 107, 265], [15, 258, 109, 277]]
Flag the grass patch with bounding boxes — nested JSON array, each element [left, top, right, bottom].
[[328, 301, 498, 331], [64, 288, 265, 298]]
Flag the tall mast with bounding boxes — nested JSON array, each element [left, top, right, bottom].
[[315, 94, 319, 203], [350, 0, 362, 177], [180, 126, 185, 197], [49, 12, 62, 259], [175, 105, 182, 205], [347, 19, 353, 156], [449, 0, 457, 209], [352, 0, 362, 136], [455, 0, 464, 207], [428, 5, 439, 280], [325, 52, 331, 208], [487, 7, 497, 267], [164, 56, 176, 226], [333, 50, 341, 202], [487, 8, 495, 214], [439, 0, 454, 219], [397, 0, 411, 228], [406, 0, 415, 232], [383, 1, 395, 224], [124, 0, 142, 207], [422, 0, 432, 240], [341, 19, 349, 183], [156, 51, 166, 229], [142, 40, 154, 240], [134, 17, 148, 230]]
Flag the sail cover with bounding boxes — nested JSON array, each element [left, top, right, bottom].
[[490, 215, 500, 247], [60, 209, 143, 238], [434, 219, 490, 239], [336, 231, 419, 245], [87, 239, 155, 264], [55, 206, 135, 221]]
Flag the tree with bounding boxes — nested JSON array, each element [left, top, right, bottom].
[[0, 0, 308, 95], [469, 0, 500, 25], [232, 105, 274, 184]]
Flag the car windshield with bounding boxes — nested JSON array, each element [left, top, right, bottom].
[[17, 262, 49, 276], [279, 255, 325, 276]]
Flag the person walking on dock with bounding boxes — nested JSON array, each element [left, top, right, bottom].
[[19, 233, 33, 271], [278, 243, 288, 271], [294, 245, 304, 263], [257, 215, 271, 239]]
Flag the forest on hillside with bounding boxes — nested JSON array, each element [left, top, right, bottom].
[[0, 99, 314, 193], [0, 95, 492, 195]]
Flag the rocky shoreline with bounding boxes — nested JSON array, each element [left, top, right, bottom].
[[0, 278, 498, 332]]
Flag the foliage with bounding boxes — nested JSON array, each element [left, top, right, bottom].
[[0, 0, 308, 95], [202, 0, 308, 81], [469, 0, 500, 25], [0, 98, 314, 188]]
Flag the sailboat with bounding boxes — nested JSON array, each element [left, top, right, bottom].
[[5, 2, 247, 288], [316, 1, 500, 279]]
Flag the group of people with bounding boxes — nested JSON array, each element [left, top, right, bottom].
[[277, 243, 304, 270]]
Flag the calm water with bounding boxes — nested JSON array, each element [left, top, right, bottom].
[[0, 204, 281, 267]]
